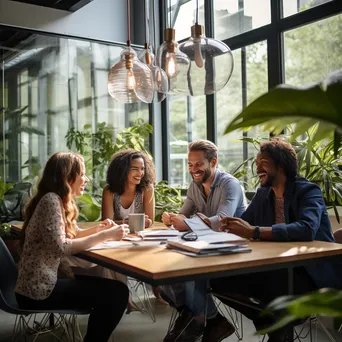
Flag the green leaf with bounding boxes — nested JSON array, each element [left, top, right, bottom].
[[224, 70, 342, 153]]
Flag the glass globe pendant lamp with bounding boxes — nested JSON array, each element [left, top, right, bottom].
[[108, 45, 154, 104], [138, 44, 168, 102], [108, 0, 154, 104], [179, 23, 234, 96], [156, 28, 191, 96]]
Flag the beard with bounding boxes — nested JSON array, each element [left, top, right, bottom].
[[191, 167, 212, 184], [260, 172, 277, 187]]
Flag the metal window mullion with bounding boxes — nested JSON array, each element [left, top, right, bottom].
[[204, 0, 216, 144]]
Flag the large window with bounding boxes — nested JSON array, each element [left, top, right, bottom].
[[214, 0, 271, 40], [0, 30, 148, 184], [283, 0, 333, 18], [166, 0, 342, 190], [284, 13, 342, 85], [169, 95, 207, 187]]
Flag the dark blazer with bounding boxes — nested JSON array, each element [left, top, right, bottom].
[[241, 177, 342, 289]]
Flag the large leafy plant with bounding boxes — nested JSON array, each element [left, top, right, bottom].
[[224, 70, 342, 155]]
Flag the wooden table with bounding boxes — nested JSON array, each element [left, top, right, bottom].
[[79, 239, 342, 286], [11, 221, 342, 287]]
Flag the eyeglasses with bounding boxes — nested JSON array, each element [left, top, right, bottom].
[[181, 231, 197, 241]]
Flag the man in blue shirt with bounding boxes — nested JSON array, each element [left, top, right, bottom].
[[162, 139, 245, 231], [205, 138, 341, 342]]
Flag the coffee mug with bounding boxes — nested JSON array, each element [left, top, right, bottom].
[[123, 213, 145, 234]]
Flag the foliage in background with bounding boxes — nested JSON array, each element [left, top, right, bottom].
[[224, 70, 342, 155], [0, 178, 13, 201], [66, 119, 183, 221], [0, 223, 11, 238], [154, 181, 184, 222]]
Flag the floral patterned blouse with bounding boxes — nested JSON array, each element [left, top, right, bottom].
[[15, 192, 74, 300]]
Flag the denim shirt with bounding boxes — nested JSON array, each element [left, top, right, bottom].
[[180, 169, 246, 229], [242, 177, 342, 289]]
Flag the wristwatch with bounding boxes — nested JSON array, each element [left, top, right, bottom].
[[253, 226, 260, 241]]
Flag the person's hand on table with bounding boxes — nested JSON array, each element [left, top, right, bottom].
[[145, 215, 153, 228], [170, 213, 188, 231], [162, 212, 172, 226], [105, 224, 129, 241], [99, 218, 117, 230], [220, 217, 254, 239]]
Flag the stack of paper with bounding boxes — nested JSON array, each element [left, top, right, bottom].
[[138, 229, 183, 240], [166, 216, 251, 257]]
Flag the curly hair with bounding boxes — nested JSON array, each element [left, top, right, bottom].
[[188, 139, 218, 162], [259, 138, 298, 180], [21, 152, 83, 244], [106, 149, 156, 195]]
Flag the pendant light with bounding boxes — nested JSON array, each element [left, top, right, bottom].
[[108, 0, 154, 104], [179, 0, 234, 96], [156, 0, 191, 95], [138, 0, 168, 102]]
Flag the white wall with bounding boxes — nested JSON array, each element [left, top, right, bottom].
[[0, 0, 127, 43]]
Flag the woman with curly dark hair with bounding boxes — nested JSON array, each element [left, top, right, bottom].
[[102, 149, 156, 229]]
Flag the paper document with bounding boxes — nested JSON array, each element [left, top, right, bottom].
[[138, 230, 183, 238], [167, 240, 246, 254], [87, 240, 165, 251], [172, 246, 252, 257], [184, 217, 247, 244], [87, 241, 133, 250]]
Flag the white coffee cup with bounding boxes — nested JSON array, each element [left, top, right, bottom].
[[123, 213, 145, 234]]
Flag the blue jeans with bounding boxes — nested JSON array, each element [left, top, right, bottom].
[[184, 279, 217, 317], [161, 280, 217, 317]]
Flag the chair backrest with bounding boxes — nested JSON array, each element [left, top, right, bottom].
[[333, 229, 342, 244], [0, 182, 32, 223], [0, 238, 20, 313]]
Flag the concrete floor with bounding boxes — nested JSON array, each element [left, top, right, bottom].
[[0, 297, 340, 342]]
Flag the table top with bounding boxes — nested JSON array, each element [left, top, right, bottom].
[[11, 221, 342, 285], [80, 239, 342, 285]]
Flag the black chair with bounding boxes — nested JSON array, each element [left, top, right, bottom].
[[0, 238, 91, 341]]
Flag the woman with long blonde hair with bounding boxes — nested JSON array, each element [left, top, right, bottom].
[[16, 152, 129, 342]]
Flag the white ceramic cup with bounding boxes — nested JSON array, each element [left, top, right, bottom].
[[123, 213, 145, 234]]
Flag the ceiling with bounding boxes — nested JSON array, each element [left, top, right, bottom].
[[9, 0, 93, 12]]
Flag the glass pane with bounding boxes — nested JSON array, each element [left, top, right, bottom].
[[216, 41, 268, 191], [169, 95, 207, 188], [284, 14, 342, 86], [283, 0, 333, 18], [0, 28, 149, 189], [214, 0, 271, 40], [172, 0, 204, 41]]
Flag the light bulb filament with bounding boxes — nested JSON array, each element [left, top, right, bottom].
[[165, 52, 178, 78], [126, 68, 136, 90]]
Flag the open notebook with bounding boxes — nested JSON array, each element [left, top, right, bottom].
[[166, 216, 250, 256]]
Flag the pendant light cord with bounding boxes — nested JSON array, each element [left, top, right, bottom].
[[169, 0, 172, 28], [127, 0, 131, 46], [195, 0, 199, 24], [143, 0, 148, 46]]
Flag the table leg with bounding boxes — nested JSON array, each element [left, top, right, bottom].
[[285, 266, 294, 342]]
